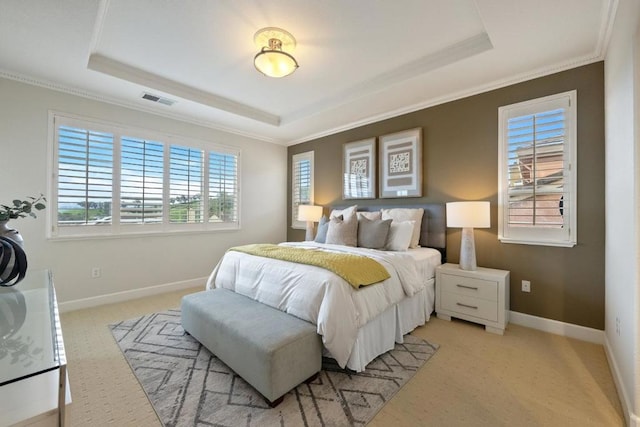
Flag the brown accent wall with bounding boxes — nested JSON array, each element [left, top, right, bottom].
[[288, 62, 605, 329]]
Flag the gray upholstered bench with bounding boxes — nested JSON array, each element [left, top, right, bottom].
[[181, 288, 322, 406]]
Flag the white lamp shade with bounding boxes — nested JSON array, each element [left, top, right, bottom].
[[298, 205, 323, 222], [446, 201, 490, 228]]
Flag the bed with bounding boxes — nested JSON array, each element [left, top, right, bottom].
[[206, 204, 446, 372]]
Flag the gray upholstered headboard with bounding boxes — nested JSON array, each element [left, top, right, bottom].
[[331, 204, 446, 261]]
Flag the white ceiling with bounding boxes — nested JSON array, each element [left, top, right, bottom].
[[0, 0, 616, 145]]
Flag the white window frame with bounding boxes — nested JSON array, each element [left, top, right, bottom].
[[48, 112, 241, 239], [291, 151, 314, 229], [498, 90, 577, 247]]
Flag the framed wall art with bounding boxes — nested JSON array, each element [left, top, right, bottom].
[[379, 128, 422, 198], [343, 138, 376, 199]]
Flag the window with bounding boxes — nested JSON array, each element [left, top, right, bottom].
[[208, 151, 239, 224], [169, 145, 204, 224], [50, 114, 240, 238], [120, 137, 163, 224], [498, 90, 577, 247], [57, 125, 114, 226], [291, 151, 314, 229]]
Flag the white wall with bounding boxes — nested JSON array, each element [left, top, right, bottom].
[[604, 0, 640, 424], [0, 77, 287, 306]]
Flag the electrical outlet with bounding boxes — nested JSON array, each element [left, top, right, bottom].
[[91, 267, 101, 278], [616, 317, 621, 336], [521, 280, 531, 293]]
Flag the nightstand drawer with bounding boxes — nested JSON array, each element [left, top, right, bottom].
[[439, 274, 498, 301], [440, 292, 498, 322]]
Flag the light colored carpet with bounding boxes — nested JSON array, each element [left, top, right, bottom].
[[60, 287, 624, 426], [109, 309, 438, 426]]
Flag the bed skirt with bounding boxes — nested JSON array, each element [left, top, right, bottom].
[[340, 278, 435, 372]]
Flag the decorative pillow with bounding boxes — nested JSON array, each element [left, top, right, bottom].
[[330, 205, 357, 220], [381, 208, 424, 248], [385, 220, 415, 251], [326, 214, 358, 247], [357, 217, 392, 249], [357, 211, 382, 221], [314, 215, 329, 243]]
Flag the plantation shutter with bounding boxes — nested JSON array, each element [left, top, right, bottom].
[[120, 137, 164, 224], [56, 125, 113, 226], [208, 151, 239, 224], [498, 91, 576, 247], [169, 145, 204, 223], [51, 114, 242, 237], [291, 151, 314, 228], [506, 108, 567, 228]]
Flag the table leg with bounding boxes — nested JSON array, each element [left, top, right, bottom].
[[58, 365, 66, 426]]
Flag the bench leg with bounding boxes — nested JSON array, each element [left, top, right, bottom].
[[265, 372, 320, 408], [267, 395, 284, 408], [304, 372, 319, 384]]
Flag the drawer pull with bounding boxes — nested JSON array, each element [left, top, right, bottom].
[[456, 284, 478, 291], [456, 302, 478, 310]]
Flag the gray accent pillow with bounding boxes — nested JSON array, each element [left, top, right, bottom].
[[357, 217, 392, 249], [314, 215, 329, 243], [357, 211, 381, 221], [325, 214, 358, 247]]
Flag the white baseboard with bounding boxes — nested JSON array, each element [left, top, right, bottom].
[[509, 310, 604, 344], [604, 334, 639, 427], [58, 276, 206, 313]]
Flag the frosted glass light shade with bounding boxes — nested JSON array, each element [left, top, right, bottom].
[[446, 201, 490, 228], [254, 49, 298, 78], [253, 27, 299, 78]]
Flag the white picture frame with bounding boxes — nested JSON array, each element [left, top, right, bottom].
[[379, 128, 422, 198], [343, 138, 376, 200]]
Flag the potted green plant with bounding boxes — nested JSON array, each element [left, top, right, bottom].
[[0, 194, 47, 246], [0, 194, 47, 221]]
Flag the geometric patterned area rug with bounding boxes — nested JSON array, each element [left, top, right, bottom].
[[110, 309, 439, 427]]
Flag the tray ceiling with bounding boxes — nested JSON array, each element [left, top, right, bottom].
[[0, 0, 616, 145]]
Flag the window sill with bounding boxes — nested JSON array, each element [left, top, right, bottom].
[[498, 237, 576, 248], [48, 226, 240, 242]]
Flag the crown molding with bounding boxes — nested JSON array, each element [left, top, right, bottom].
[[87, 54, 280, 126], [87, 0, 282, 130], [595, 0, 619, 58], [285, 1, 618, 146], [286, 51, 606, 146], [283, 32, 493, 125], [0, 69, 283, 145]]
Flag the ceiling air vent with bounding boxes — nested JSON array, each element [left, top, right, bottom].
[[141, 92, 176, 106]]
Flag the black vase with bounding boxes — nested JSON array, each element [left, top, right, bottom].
[[0, 236, 28, 286]]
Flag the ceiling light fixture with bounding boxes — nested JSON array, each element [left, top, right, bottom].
[[253, 27, 299, 78]]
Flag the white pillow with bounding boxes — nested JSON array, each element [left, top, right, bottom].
[[385, 220, 415, 251], [381, 208, 424, 248], [330, 205, 357, 219], [357, 211, 381, 221]]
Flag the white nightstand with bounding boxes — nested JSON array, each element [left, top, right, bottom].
[[435, 263, 510, 335]]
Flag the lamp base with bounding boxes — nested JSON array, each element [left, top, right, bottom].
[[305, 221, 315, 241], [459, 227, 477, 271]]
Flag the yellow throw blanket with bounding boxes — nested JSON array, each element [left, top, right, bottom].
[[229, 244, 390, 289]]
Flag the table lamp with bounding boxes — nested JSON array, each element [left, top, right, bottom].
[[298, 205, 323, 241], [446, 201, 490, 271]]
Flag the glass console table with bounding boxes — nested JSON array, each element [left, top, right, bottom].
[[0, 270, 67, 426]]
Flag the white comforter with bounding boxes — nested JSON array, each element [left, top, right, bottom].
[[206, 242, 436, 368]]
